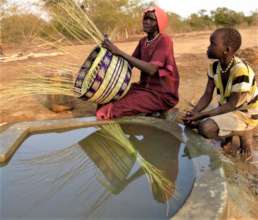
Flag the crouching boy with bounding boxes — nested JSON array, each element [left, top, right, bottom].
[[183, 27, 258, 159]]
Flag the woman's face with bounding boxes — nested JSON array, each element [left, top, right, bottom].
[[143, 11, 158, 34]]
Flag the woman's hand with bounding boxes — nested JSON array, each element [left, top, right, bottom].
[[102, 38, 122, 56]]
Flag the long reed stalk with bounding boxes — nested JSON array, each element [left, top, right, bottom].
[[0, 70, 77, 110], [96, 123, 175, 201], [0, 0, 105, 110], [49, 0, 103, 45]]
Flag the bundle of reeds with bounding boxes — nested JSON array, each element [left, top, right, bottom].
[[0, 0, 105, 110], [79, 130, 137, 194], [0, 70, 77, 110], [97, 122, 175, 203], [45, 0, 104, 45], [0, 0, 133, 110]]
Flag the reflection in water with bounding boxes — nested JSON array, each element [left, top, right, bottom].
[[0, 123, 194, 219], [94, 123, 175, 204]]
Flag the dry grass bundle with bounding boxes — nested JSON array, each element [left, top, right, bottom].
[[97, 122, 175, 203], [45, 0, 104, 45], [1, 0, 105, 111], [0, 69, 77, 110]]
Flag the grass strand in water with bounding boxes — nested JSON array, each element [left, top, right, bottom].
[[97, 122, 175, 203]]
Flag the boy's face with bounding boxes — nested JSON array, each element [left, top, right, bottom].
[[143, 11, 158, 33], [207, 31, 226, 59]]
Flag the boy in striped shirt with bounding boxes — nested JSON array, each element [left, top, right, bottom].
[[183, 27, 258, 159]]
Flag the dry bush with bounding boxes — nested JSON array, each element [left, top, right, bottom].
[[1, 14, 47, 44]]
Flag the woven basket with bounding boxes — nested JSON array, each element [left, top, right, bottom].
[[79, 130, 136, 193], [74, 46, 132, 104]]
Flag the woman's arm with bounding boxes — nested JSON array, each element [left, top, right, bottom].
[[102, 39, 158, 76]]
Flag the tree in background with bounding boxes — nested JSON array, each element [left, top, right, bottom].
[[0, 1, 47, 45], [244, 11, 258, 25], [211, 7, 244, 26], [1, 14, 47, 44], [82, 0, 144, 39], [1, 0, 258, 45], [187, 9, 214, 30]]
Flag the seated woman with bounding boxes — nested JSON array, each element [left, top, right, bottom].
[[96, 6, 179, 120]]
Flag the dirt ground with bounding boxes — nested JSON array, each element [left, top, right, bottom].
[[1, 27, 258, 125], [1, 26, 258, 219]]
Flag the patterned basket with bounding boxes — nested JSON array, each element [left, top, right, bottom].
[[79, 130, 136, 193], [74, 46, 132, 104]]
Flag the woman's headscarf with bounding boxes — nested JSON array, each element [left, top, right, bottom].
[[144, 6, 168, 33]]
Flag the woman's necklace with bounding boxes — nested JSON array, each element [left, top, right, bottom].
[[219, 57, 234, 74], [145, 33, 160, 46]]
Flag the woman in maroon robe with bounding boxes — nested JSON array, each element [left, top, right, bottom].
[[96, 6, 179, 120]]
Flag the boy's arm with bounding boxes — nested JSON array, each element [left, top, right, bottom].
[[188, 92, 248, 121], [192, 77, 215, 113], [183, 77, 214, 125]]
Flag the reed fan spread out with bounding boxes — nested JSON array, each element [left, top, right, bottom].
[[1, 0, 132, 109], [0, 70, 76, 110]]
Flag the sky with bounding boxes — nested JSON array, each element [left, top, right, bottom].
[[3, 0, 258, 19], [154, 0, 258, 18]]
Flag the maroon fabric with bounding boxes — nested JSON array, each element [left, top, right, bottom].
[[96, 33, 179, 120], [132, 33, 179, 105], [96, 84, 169, 120]]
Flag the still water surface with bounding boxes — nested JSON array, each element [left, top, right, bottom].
[[0, 123, 196, 220]]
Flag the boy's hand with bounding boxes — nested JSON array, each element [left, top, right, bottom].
[[182, 109, 206, 127], [102, 36, 121, 56], [182, 109, 196, 121], [182, 110, 195, 126], [185, 111, 206, 121]]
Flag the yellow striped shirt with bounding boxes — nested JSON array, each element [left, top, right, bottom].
[[208, 57, 258, 125]]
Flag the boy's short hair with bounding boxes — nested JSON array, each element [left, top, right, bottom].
[[216, 27, 242, 52]]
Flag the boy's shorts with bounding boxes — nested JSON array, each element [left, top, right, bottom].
[[208, 111, 258, 137]]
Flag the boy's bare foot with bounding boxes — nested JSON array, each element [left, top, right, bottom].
[[239, 130, 254, 161], [221, 135, 240, 155]]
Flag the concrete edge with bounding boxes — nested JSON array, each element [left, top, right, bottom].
[[0, 116, 227, 219]]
